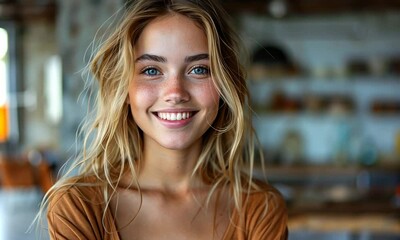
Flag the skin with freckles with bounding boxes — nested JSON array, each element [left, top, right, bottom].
[[113, 13, 229, 240], [127, 13, 219, 153]]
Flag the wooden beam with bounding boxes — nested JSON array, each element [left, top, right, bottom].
[[0, 2, 56, 22], [221, 0, 400, 16]]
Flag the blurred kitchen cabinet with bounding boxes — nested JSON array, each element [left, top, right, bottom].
[[249, 76, 400, 166]]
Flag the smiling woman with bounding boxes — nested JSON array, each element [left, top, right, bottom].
[[128, 14, 219, 152], [38, 0, 288, 239]]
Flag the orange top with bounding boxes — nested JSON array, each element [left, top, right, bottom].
[[47, 177, 288, 240]]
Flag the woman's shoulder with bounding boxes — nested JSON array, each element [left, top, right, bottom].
[[46, 176, 119, 239], [251, 179, 284, 197], [239, 179, 288, 239], [47, 175, 106, 212], [243, 179, 287, 216]]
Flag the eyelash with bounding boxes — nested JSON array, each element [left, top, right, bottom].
[[141, 66, 160, 76], [189, 65, 210, 75], [139, 65, 210, 77]]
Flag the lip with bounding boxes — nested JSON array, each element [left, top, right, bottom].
[[152, 109, 198, 128]]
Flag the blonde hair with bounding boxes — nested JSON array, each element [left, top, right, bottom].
[[38, 0, 264, 234]]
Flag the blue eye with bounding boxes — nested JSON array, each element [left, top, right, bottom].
[[143, 67, 160, 76], [190, 66, 209, 75]]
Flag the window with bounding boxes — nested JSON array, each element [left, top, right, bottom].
[[0, 22, 18, 147], [0, 27, 8, 142]]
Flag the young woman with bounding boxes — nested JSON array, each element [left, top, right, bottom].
[[43, 0, 288, 239]]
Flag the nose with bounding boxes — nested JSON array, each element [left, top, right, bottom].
[[163, 74, 190, 104]]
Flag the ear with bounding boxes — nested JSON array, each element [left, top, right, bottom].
[[125, 94, 130, 104]]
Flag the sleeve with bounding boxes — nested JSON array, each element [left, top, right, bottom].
[[47, 186, 105, 240], [246, 187, 289, 240]]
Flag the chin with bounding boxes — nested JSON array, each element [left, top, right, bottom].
[[158, 137, 200, 152], [160, 142, 192, 151]]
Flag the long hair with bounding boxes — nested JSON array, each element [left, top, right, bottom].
[[38, 0, 264, 233]]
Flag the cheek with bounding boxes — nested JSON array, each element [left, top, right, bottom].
[[208, 81, 220, 105], [202, 82, 220, 114], [128, 83, 157, 111]]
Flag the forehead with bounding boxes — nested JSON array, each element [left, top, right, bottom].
[[135, 13, 209, 56], [144, 13, 205, 34]]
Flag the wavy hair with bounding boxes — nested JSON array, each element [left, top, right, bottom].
[[37, 0, 264, 234]]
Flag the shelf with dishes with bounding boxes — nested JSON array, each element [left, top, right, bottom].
[[253, 164, 400, 217], [248, 75, 400, 167], [248, 75, 400, 117]]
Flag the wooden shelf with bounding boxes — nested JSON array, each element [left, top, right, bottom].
[[256, 164, 400, 176], [289, 213, 400, 234], [252, 164, 400, 217]]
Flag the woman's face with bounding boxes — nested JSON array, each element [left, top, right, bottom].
[[127, 14, 220, 152]]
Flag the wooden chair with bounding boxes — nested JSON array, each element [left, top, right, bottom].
[[0, 155, 35, 189], [0, 154, 54, 193]]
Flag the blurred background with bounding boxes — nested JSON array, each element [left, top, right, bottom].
[[0, 0, 399, 239]]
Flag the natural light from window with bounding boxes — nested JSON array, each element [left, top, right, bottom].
[[0, 27, 9, 142]]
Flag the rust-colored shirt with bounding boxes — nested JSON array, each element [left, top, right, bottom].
[[47, 177, 288, 240]]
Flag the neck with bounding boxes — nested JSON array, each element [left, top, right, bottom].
[[137, 138, 204, 193]]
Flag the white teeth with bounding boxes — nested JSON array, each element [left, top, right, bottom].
[[157, 112, 192, 121]]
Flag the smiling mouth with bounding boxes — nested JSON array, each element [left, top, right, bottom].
[[156, 112, 196, 121]]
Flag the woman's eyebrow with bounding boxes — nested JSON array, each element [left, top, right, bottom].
[[135, 53, 209, 63], [135, 54, 167, 62], [185, 53, 209, 63]]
